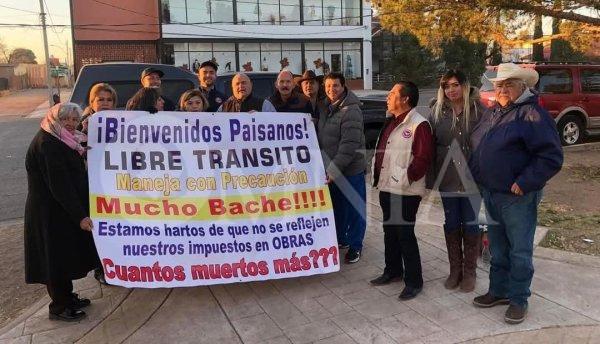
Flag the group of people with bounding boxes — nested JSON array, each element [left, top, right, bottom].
[[367, 63, 563, 326], [24, 60, 563, 326]]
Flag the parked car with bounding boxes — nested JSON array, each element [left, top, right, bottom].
[[480, 62, 600, 145], [70, 63, 386, 149], [70, 63, 199, 109], [215, 71, 279, 100]]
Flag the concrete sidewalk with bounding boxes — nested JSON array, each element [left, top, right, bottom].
[[1, 189, 599, 344]]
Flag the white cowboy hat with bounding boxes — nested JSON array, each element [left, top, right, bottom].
[[489, 63, 539, 87]]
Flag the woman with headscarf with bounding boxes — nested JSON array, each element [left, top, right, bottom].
[[427, 69, 485, 293], [24, 103, 100, 321], [78, 83, 118, 134]]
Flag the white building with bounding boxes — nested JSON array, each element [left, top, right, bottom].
[[160, 0, 373, 89]]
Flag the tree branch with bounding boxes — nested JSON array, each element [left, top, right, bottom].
[[489, 0, 600, 25]]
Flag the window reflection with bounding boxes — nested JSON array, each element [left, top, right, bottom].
[[164, 40, 361, 78], [162, 0, 359, 25]]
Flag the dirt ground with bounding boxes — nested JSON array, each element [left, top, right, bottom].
[[0, 89, 49, 121], [539, 143, 600, 256], [0, 221, 45, 329]]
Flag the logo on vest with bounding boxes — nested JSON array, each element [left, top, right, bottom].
[[402, 129, 412, 139], [216, 97, 223, 104]]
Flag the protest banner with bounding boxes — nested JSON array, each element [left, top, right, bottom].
[[87, 111, 339, 288]]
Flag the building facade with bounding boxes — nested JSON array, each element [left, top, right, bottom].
[[70, 0, 372, 89], [160, 0, 372, 89], [70, 0, 160, 74]]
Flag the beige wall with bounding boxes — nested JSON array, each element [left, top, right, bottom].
[[72, 0, 160, 41]]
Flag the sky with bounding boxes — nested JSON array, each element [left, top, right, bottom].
[[0, 0, 71, 64]]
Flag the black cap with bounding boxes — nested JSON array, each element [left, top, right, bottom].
[[140, 67, 164, 80], [199, 60, 218, 71]]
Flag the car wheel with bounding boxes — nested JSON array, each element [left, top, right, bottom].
[[557, 115, 584, 146]]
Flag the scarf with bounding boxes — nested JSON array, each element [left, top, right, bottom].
[[40, 103, 87, 156]]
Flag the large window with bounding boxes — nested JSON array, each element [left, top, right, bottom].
[[322, 0, 342, 25], [212, 0, 235, 23], [303, 0, 323, 25], [187, 0, 211, 24], [162, 0, 359, 25], [164, 40, 361, 78], [239, 43, 261, 72], [342, 42, 361, 79]]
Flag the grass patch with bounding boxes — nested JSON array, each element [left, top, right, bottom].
[[538, 202, 600, 256], [565, 165, 600, 182]]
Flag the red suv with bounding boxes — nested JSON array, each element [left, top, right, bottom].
[[480, 63, 600, 146]]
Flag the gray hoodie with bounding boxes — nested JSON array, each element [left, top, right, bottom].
[[317, 89, 366, 179]]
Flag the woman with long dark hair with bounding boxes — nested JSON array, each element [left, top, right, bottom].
[[428, 69, 485, 292], [126, 87, 165, 113]]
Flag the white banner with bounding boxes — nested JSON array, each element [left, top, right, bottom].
[[87, 111, 339, 288]]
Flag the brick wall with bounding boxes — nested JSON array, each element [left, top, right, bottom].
[[74, 41, 158, 74]]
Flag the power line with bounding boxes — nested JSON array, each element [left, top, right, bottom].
[[89, 0, 157, 18], [43, 0, 66, 38], [0, 4, 38, 14]]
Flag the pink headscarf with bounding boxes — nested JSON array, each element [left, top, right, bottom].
[[40, 103, 87, 156]]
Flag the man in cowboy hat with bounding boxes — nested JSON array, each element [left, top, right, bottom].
[[469, 63, 563, 324], [295, 70, 325, 120], [268, 70, 313, 114]]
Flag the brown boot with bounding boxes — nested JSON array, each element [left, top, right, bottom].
[[444, 230, 463, 289], [461, 232, 479, 292]]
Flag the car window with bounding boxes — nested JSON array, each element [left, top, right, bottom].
[[538, 69, 573, 94], [251, 78, 275, 99], [480, 70, 496, 92], [581, 69, 600, 94], [88, 80, 195, 109]]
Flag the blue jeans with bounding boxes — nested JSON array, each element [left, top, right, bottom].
[[482, 188, 543, 306], [440, 193, 482, 234], [328, 172, 366, 251]]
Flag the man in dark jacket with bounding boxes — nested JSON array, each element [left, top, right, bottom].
[[218, 73, 276, 112], [198, 60, 226, 112], [268, 70, 313, 114], [136, 67, 176, 111], [318, 72, 366, 264], [469, 63, 563, 325]]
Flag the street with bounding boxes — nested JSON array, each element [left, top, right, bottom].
[[0, 118, 42, 222]]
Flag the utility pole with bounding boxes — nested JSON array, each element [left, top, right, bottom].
[[39, 0, 54, 106]]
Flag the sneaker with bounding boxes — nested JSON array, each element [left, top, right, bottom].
[[345, 249, 361, 263], [504, 303, 527, 324], [338, 244, 350, 250], [473, 292, 510, 308]]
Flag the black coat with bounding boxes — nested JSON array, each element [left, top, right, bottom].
[[24, 129, 99, 285]]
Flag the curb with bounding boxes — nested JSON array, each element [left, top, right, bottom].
[[563, 141, 600, 152]]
